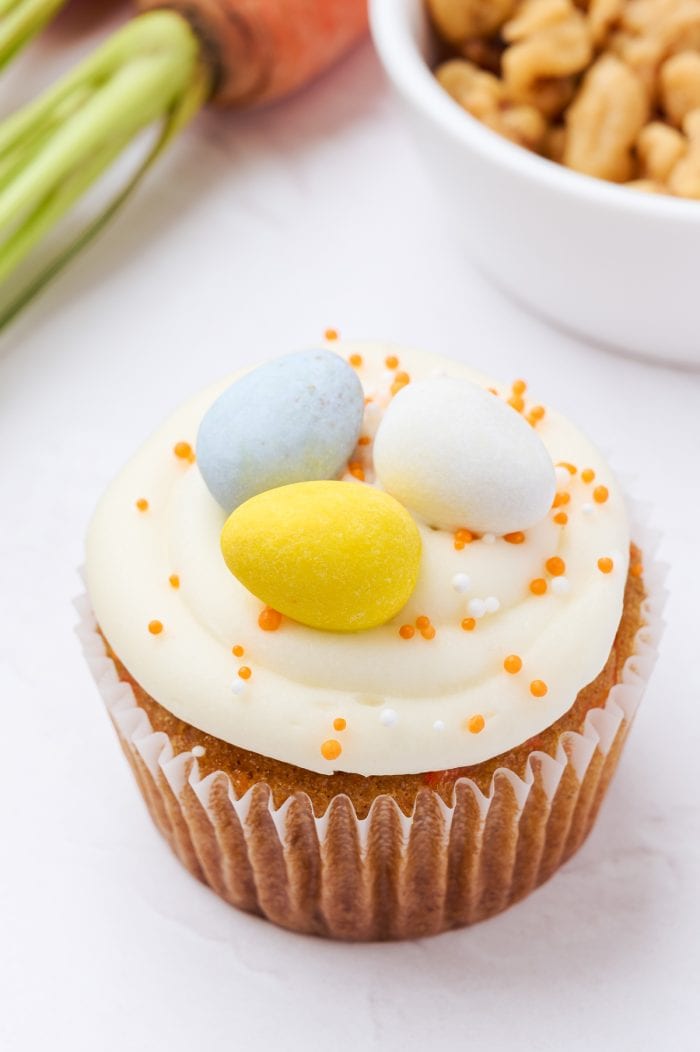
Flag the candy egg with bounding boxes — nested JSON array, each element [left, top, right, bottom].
[[221, 481, 422, 632], [197, 350, 364, 513], [373, 377, 556, 534]]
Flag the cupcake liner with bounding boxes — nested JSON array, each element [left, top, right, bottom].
[[76, 516, 666, 941]]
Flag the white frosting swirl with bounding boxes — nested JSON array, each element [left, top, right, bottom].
[[85, 344, 630, 776]]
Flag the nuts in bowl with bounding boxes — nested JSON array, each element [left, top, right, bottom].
[[430, 0, 700, 197], [370, 0, 700, 365]]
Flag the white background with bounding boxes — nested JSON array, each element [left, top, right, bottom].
[[1, 7, 699, 1051]]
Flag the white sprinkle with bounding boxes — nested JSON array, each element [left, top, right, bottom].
[[380, 708, 398, 727], [231, 680, 245, 696], [191, 745, 206, 758], [452, 572, 471, 594], [551, 576, 571, 596], [484, 596, 500, 614], [433, 720, 446, 732], [555, 466, 571, 489], [468, 598, 487, 618], [582, 502, 594, 515], [482, 533, 496, 545]]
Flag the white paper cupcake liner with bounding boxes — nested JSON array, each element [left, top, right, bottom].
[[76, 515, 665, 940]]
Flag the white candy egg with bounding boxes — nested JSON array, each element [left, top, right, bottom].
[[373, 377, 556, 534]]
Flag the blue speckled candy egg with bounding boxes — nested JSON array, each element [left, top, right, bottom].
[[197, 350, 365, 513]]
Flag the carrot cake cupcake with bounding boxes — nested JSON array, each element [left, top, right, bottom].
[[79, 339, 661, 940]]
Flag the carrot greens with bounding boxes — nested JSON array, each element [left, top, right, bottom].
[[0, 11, 210, 328]]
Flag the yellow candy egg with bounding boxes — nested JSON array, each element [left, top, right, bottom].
[[220, 481, 422, 632]]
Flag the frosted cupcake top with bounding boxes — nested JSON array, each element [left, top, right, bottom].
[[85, 341, 630, 776]]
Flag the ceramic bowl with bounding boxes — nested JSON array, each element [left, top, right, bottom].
[[370, 0, 700, 367]]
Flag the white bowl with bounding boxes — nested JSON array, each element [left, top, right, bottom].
[[370, 0, 700, 367]]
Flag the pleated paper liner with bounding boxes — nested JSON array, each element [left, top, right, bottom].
[[76, 526, 665, 941]]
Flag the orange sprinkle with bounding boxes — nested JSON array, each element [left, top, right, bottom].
[[557, 462, 577, 475], [174, 441, 193, 461], [504, 531, 525, 544], [421, 625, 436, 640], [461, 617, 476, 631], [454, 541, 465, 551], [258, 607, 282, 632], [358, 435, 371, 446], [581, 468, 595, 484], [232, 644, 245, 658], [630, 562, 643, 578], [504, 654, 522, 674], [238, 666, 252, 681], [593, 485, 609, 504], [324, 328, 339, 341], [546, 556, 566, 577], [598, 557, 614, 574], [530, 680, 548, 698], [391, 372, 411, 397], [135, 497, 149, 512], [349, 353, 363, 368], [385, 354, 399, 370], [169, 574, 180, 589], [364, 396, 373, 405], [415, 615, 431, 630], [553, 512, 568, 525], [349, 464, 365, 481], [321, 739, 342, 761], [466, 714, 485, 734], [148, 620, 163, 636], [333, 718, 347, 732], [455, 528, 473, 543], [508, 394, 525, 412], [529, 405, 545, 422], [487, 387, 499, 396], [399, 625, 415, 639], [552, 492, 570, 508], [512, 379, 527, 396], [530, 578, 547, 595]]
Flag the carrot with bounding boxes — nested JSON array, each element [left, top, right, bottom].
[[0, 0, 67, 70], [138, 0, 369, 106], [0, 0, 368, 327]]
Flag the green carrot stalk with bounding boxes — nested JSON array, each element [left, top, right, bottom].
[[0, 11, 210, 327], [0, 0, 67, 70], [0, 0, 368, 330]]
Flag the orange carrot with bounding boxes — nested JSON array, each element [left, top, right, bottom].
[[138, 0, 369, 106]]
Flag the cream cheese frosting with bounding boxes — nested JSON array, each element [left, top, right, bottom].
[[85, 342, 630, 776]]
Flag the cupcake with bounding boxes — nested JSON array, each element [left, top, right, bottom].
[[79, 340, 662, 940]]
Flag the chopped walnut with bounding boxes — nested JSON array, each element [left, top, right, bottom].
[[564, 54, 648, 180], [427, 0, 519, 43], [502, 0, 593, 115], [502, 0, 573, 39], [436, 58, 546, 146], [429, 0, 700, 198], [436, 58, 506, 116], [637, 121, 687, 180], [587, 0, 624, 47], [668, 108, 700, 197], [660, 51, 700, 126]]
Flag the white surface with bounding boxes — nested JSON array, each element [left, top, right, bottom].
[[372, 0, 700, 366], [0, 11, 699, 1052]]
